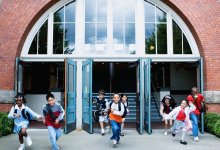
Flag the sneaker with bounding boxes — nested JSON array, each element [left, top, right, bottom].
[[116, 141, 119, 144], [101, 128, 105, 136], [26, 136, 32, 146], [172, 132, 176, 137], [120, 131, 124, 136], [112, 140, 117, 148], [164, 131, 168, 136], [105, 126, 110, 133], [18, 144, 25, 150], [180, 140, 187, 145], [194, 136, 199, 142]]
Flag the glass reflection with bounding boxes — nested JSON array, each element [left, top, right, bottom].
[[145, 23, 155, 54], [29, 36, 37, 54], [97, 0, 107, 22], [113, 0, 123, 22], [85, 0, 95, 22], [173, 20, 182, 54], [113, 23, 123, 44], [183, 34, 192, 54], [145, 2, 155, 22], [125, 23, 135, 44], [54, 7, 64, 22], [85, 23, 95, 44], [64, 23, 75, 54], [53, 23, 64, 54], [38, 21, 48, 54], [157, 24, 167, 54], [156, 7, 166, 22], [97, 23, 107, 43], [65, 2, 75, 22], [124, 0, 135, 22]]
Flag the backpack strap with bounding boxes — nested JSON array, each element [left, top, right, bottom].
[[46, 104, 57, 122], [109, 101, 121, 111]]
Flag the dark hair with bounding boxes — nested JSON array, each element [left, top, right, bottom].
[[46, 92, 55, 101], [98, 89, 105, 95], [15, 93, 26, 104], [182, 99, 189, 105], [120, 93, 128, 100], [161, 95, 176, 108], [113, 93, 120, 97]]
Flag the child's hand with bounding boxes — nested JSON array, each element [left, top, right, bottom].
[[43, 119, 46, 124], [54, 119, 59, 125], [13, 113, 21, 118]]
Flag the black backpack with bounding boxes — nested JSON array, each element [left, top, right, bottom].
[[109, 101, 127, 117], [13, 105, 32, 122]]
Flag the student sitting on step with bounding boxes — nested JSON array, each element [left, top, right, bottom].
[[8, 93, 42, 150]]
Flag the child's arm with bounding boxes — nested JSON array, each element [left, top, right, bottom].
[[189, 101, 196, 112], [160, 104, 164, 116], [165, 107, 178, 120], [8, 106, 15, 119], [56, 104, 65, 121], [112, 103, 125, 116], [26, 106, 41, 119]]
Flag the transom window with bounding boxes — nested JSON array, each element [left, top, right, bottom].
[[24, 0, 196, 58]]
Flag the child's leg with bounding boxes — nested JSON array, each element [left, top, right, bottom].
[[100, 121, 104, 129], [121, 118, 125, 132], [48, 126, 59, 150], [18, 132, 24, 144], [181, 128, 187, 141], [55, 128, 62, 141]]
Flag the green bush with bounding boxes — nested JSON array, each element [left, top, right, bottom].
[[204, 113, 220, 137], [0, 112, 14, 137]]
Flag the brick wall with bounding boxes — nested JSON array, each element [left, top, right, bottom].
[[0, 103, 14, 113], [207, 103, 220, 114]]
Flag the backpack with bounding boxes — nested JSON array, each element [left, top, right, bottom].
[[14, 105, 32, 122], [109, 101, 127, 117]]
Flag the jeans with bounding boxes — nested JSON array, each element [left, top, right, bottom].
[[110, 120, 121, 142], [48, 126, 61, 150], [190, 113, 199, 137]]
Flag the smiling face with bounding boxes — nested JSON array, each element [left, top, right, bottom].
[[16, 98, 23, 107], [113, 94, 120, 104], [121, 95, 127, 103], [165, 99, 170, 105], [181, 100, 188, 108], [47, 97, 55, 106]]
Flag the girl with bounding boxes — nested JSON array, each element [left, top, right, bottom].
[[8, 93, 42, 150], [43, 92, 65, 150], [120, 93, 129, 136], [160, 95, 176, 135], [165, 99, 196, 145]]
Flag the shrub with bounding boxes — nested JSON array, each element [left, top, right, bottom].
[[204, 112, 220, 137], [0, 112, 14, 137]]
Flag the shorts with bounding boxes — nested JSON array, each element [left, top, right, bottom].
[[99, 115, 108, 123]]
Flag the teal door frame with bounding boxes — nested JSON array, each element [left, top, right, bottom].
[[82, 58, 93, 134], [199, 57, 204, 134], [64, 58, 77, 134], [15, 57, 23, 94], [144, 58, 152, 134]]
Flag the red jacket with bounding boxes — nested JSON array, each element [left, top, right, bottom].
[[187, 94, 204, 115]]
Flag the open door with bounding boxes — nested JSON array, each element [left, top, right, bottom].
[[144, 58, 152, 134], [15, 57, 23, 94], [82, 58, 93, 133], [64, 58, 77, 134], [197, 57, 204, 134], [136, 59, 143, 134]]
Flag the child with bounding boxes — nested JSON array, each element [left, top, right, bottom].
[[165, 99, 196, 145], [109, 93, 125, 148], [95, 89, 110, 135], [43, 92, 65, 150], [8, 93, 42, 150], [120, 93, 129, 136], [160, 95, 176, 135]]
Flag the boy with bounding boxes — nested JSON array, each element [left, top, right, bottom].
[[109, 93, 125, 148], [43, 92, 65, 150], [95, 89, 110, 135]]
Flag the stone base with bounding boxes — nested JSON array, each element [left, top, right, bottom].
[[204, 91, 220, 103], [0, 90, 14, 103]]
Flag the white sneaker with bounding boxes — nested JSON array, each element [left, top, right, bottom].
[[101, 128, 105, 135], [112, 140, 117, 148], [164, 131, 168, 136], [105, 126, 110, 133], [26, 136, 32, 146], [18, 144, 25, 150], [194, 136, 199, 142]]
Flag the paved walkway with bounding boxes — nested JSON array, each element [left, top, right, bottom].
[[0, 129, 219, 150]]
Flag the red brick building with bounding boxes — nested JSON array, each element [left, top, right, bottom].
[[0, 0, 220, 131]]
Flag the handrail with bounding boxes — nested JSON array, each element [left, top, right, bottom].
[[151, 81, 161, 119]]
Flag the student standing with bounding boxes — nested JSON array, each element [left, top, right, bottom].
[[8, 93, 42, 150], [120, 93, 129, 136], [43, 92, 65, 150], [109, 93, 125, 148]]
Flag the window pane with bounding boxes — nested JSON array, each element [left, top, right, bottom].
[[145, 2, 155, 22], [145, 23, 155, 54], [85, 23, 95, 44], [173, 20, 182, 54], [65, 2, 75, 22], [113, 23, 123, 44], [85, 0, 95, 22], [124, 0, 135, 22], [64, 23, 75, 54], [53, 23, 64, 54], [54, 7, 64, 22], [183, 34, 192, 54], [29, 35, 37, 54], [157, 24, 167, 54], [38, 21, 48, 54], [125, 23, 135, 44], [97, 0, 107, 22], [113, 0, 123, 22], [97, 23, 107, 44], [156, 7, 166, 22]]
